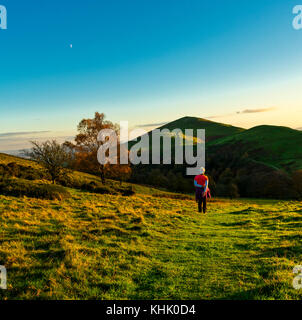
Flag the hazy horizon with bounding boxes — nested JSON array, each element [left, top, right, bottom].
[[1, 115, 302, 154]]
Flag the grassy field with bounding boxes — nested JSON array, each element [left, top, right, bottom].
[[1, 183, 302, 299]]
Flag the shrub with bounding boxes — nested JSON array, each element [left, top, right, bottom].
[[79, 181, 118, 195], [80, 181, 98, 191], [92, 184, 118, 195], [292, 170, 302, 199], [0, 164, 10, 180], [6, 162, 20, 176], [0, 179, 71, 200], [77, 180, 135, 196], [118, 186, 135, 196], [0, 162, 48, 181], [56, 173, 78, 188]]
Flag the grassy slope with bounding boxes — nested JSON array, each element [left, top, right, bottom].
[[128, 117, 302, 171], [0, 154, 302, 300], [158, 116, 244, 141], [209, 125, 302, 170], [0, 153, 39, 167], [128, 116, 244, 149]]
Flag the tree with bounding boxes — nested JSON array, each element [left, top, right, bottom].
[[67, 112, 131, 184], [292, 170, 302, 199], [24, 140, 72, 184], [216, 168, 240, 198], [228, 183, 240, 199]]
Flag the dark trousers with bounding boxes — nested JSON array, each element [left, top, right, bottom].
[[198, 197, 207, 213]]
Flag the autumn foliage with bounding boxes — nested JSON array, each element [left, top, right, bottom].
[[66, 112, 131, 184]]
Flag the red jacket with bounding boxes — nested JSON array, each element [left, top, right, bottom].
[[194, 174, 209, 189]]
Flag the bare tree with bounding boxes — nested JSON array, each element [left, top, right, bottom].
[[24, 140, 72, 184]]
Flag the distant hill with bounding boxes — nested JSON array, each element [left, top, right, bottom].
[[156, 116, 245, 142], [139, 116, 244, 142], [128, 116, 244, 151], [209, 125, 302, 171], [128, 117, 302, 199], [0, 150, 23, 157], [129, 116, 302, 172]]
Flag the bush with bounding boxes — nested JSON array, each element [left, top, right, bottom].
[[56, 175, 129, 196], [80, 181, 98, 191], [118, 186, 135, 196], [77, 181, 135, 196], [93, 185, 118, 195], [0, 162, 48, 181], [56, 173, 80, 188], [80, 181, 118, 195], [0, 179, 71, 200], [292, 170, 302, 199], [0, 164, 10, 180]]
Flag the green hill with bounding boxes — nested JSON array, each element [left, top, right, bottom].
[[129, 116, 244, 147], [157, 116, 245, 142], [130, 116, 302, 172], [128, 117, 302, 198], [209, 125, 302, 171]]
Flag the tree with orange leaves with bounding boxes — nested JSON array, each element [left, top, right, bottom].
[[65, 112, 131, 184]]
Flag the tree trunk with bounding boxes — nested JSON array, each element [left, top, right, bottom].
[[99, 166, 106, 184]]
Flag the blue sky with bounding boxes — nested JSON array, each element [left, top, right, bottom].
[[0, 0, 302, 151]]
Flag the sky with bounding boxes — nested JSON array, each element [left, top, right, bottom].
[[0, 0, 302, 152]]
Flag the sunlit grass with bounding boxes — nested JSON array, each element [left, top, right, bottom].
[[0, 187, 302, 300]]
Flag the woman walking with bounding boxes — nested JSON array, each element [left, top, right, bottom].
[[194, 167, 209, 213]]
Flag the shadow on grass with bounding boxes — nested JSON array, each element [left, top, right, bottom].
[[130, 266, 172, 299], [219, 220, 253, 227], [222, 283, 286, 300], [257, 245, 302, 259]]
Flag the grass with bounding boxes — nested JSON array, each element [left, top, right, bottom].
[[0, 153, 301, 300], [0, 188, 301, 299], [209, 125, 302, 170], [0, 153, 39, 168]]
